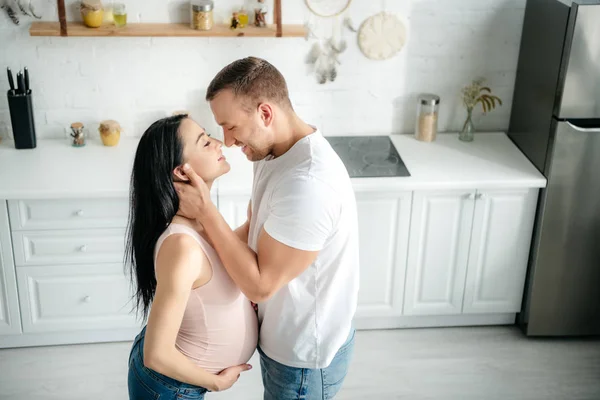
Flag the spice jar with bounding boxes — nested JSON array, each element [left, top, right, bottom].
[[238, 7, 249, 28], [415, 94, 440, 142], [81, 0, 104, 28], [98, 120, 121, 146], [112, 3, 127, 27], [70, 122, 86, 147], [191, 0, 214, 31]]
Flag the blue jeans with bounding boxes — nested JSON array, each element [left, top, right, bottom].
[[258, 328, 356, 400], [127, 326, 208, 400]]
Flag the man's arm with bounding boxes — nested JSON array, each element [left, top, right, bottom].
[[175, 165, 324, 303], [201, 209, 317, 303]]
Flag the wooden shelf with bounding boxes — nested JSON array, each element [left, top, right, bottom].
[[29, 22, 306, 38]]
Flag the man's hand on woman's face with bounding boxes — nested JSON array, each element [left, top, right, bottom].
[[173, 163, 216, 221]]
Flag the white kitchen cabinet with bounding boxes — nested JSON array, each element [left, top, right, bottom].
[[405, 188, 539, 317], [0, 202, 21, 335], [462, 189, 538, 314], [355, 191, 412, 318], [404, 190, 476, 316]]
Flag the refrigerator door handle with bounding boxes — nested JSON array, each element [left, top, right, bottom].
[[566, 121, 600, 133]]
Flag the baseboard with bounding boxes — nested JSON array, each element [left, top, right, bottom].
[[354, 314, 516, 330]]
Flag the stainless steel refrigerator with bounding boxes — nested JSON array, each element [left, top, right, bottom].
[[508, 0, 600, 336]]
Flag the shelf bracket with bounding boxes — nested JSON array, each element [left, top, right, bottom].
[[57, 0, 67, 36]]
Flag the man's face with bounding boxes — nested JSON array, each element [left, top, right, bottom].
[[209, 89, 273, 161]]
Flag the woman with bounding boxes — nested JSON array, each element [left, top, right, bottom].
[[125, 114, 258, 399]]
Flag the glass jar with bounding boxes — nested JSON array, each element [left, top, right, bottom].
[[103, 1, 114, 24], [238, 7, 249, 28], [415, 93, 440, 142], [81, 0, 104, 28], [70, 122, 86, 147], [98, 120, 121, 146], [113, 3, 127, 27], [191, 0, 214, 31]]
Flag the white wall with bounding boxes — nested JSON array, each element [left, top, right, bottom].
[[0, 0, 526, 141]]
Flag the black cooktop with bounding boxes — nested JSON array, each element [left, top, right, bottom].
[[326, 136, 410, 178]]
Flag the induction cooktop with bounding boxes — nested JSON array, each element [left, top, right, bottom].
[[326, 136, 411, 178]]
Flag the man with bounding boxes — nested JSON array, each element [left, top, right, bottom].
[[175, 56, 359, 399]]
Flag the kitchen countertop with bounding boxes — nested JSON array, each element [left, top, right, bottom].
[[0, 137, 137, 199], [0, 132, 546, 200], [218, 132, 547, 195]]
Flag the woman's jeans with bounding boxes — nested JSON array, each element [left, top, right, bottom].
[[127, 326, 208, 400]]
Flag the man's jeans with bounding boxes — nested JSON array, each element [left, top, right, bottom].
[[258, 328, 356, 400]]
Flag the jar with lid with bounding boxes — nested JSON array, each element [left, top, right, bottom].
[[70, 122, 86, 147], [98, 120, 122, 146], [415, 93, 440, 142], [191, 0, 214, 31], [81, 0, 104, 28]]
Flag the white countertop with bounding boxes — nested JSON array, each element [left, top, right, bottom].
[[0, 132, 546, 200], [0, 137, 137, 199], [218, 132, 547, 195]]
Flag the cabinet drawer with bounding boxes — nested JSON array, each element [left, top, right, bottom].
[[12, 229, 125, 267], [16, 264, 140, 333], [8, 198, 128, 231]]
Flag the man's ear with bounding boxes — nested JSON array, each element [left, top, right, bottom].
[[173, 166, 190, 182], [258, 103, 274, 127]]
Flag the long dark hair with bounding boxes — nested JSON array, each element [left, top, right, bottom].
[[125, 114, 187, 320]]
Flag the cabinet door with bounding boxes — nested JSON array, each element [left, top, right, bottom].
[[463, 189, 538, 314], [218, 195, 250, 230], [0, 201, 22, 334], [355, 191, 412, 318], [404, 190, 475, 316]]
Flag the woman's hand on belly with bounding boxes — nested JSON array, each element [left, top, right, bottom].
[[214, 363, 253, 391]]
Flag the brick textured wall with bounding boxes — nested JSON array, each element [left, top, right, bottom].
[[0, 0, 526, 141]]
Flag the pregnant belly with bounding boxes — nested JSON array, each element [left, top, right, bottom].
[[178, 302, 258, 373]]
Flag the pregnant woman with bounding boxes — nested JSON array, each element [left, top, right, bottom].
[[125, 114, 258, 399]]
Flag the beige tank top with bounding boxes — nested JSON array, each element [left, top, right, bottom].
[[154, 223, 258, 374]]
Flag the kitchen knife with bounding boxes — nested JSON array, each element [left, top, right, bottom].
[[16, 71, 25, 95], [24, 67, 30, 94], [7, 67, 15, 95]]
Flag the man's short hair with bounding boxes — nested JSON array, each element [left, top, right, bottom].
[[206, 57, 292, 110]]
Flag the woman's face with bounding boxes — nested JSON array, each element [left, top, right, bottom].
[[174, 118, 230, 183]]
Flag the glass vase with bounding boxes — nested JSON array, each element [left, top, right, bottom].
[[459, 107, 475, 142]]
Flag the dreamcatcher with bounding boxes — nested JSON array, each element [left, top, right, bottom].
[[304, 0, 356, 84]]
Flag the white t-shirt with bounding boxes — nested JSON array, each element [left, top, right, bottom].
[[247, 129, 359, 369]]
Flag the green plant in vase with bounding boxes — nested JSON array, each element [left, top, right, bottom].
[[459, 78, 502, 142]]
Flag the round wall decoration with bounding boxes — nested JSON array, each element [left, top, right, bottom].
[[357, 12, 407, 60]]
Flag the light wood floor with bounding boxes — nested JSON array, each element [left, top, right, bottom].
[[1, 326, 599, 400]]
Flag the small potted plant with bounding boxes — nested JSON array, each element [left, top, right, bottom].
[[459, 78, 502, 142]]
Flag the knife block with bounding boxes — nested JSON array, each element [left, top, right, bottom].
[[7, 91, 37, 149]]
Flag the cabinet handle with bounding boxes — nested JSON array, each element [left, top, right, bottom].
[[75, 209, 84, 217], [79, 245, 87, 252], [83, 296, 91, 303], [476, 193, 485, 200], [465, 193, 475, 200]]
